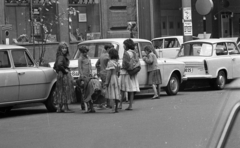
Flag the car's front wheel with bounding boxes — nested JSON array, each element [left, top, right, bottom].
[[44, 86, 57, 112], [212, 71, 226, 90], [166, 73, 179, 95]]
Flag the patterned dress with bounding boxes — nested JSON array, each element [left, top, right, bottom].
[[105, 60, 121, 100], [54, 55, 76, 105]]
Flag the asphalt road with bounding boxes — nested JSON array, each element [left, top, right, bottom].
[[0, 80, 239, 148]]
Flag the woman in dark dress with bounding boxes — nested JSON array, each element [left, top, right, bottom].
[[54, 42, 75, 113]]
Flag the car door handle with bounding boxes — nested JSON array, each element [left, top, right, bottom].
[[18, 72, 25, 75], [232, 58, 236, 61]]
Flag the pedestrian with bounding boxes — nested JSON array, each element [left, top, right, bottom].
[[95, 44, 114, 108], [77, 45, 92, 110], [119, 38, 140, 110], [54, 42, 75, 113], [104, 48, 121, 113], [78, 45, 92, 78], [95, 44, 114, 83], [143, 45, 162, 99]]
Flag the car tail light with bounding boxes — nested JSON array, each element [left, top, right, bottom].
[[204, 60, 209, 74]]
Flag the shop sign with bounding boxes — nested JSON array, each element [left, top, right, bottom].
[[79, 13, 87, 22]]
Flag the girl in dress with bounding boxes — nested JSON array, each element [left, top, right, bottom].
[[104, 49, 121, 113], [119, 39, 140, 110], [143, 45, 162, 99]]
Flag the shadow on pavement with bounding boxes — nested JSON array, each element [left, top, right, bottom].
[[0, 106, 48, 119]]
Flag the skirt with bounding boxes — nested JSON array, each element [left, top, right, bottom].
[[119, 74, 140, 92], [148, 69, 162, 85]]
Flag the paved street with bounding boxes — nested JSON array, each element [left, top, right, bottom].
[[0, 80, 239, 148]]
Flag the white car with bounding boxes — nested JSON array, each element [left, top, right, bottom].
[[50, 38, 186, 95], [151, 36, 183, 58], [151, 36, 199, 59], [0, 45, 57, 113], [176, 39, 240, 90]]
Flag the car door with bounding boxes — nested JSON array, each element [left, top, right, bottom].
[[0, 50, 19, 103], [11, 49, 47, 101], [136, 42, 149, 87], [161, 38, 181, 58], [227, 42, 240, 78], [152, 38, 164, 58]]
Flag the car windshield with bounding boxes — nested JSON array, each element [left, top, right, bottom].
[[73, 43, 119, 59], [178, 42, 213, 57]]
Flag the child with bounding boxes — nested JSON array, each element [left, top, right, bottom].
[[143, 45, 162, 99], [104, 49, 121, 113]]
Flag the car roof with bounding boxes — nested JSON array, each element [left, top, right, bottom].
[[151, 36, 183, 41], [78, 38, 151, 44], [0, 44, 26, 50], [183, 39, 235, 44]]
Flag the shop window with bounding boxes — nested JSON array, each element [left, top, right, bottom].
[[5, 0, 59, 44], [68, 0, 100, 42]]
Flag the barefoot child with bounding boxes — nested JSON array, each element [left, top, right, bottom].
[[104, 49, 121, 113]]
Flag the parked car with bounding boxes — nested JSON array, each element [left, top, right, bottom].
[[175, 39, 240, 90], [151, 36, 199, 59], [50, 38, 186, 95], [0, 45, 57, 113]]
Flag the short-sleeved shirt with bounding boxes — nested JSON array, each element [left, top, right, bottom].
[[78, 55, 92, 77]]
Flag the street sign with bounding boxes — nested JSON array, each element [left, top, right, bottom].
[[184, 22, 192, 36], [183, 7, 192, 21]]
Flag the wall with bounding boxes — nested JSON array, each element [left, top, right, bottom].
[[22, 42, 78, 63]]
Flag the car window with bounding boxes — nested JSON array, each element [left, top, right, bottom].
[[0, 51, 11, 68], [164, 38, 180, 48], [152, 39, 163, 49], [12, 50, 34, 67], [226, 42, 239, 54], [216, 43, 228, 56], [222, 107, 240, 148], [178, 43, 213, 57], [139, 42, 155, 58], [74, 43, 119, 59]]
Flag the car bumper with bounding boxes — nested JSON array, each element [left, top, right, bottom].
[[183, 75, 213, 80]]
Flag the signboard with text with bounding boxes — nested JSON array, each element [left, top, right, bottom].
[[184, 22, 192, 36], [183, 7, 192, 21]]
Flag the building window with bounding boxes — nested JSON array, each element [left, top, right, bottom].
[[169, 22, 174, 29], [5, 0, 59, 44], [163, 22, 166, 29], [68, 0, 100, 42]]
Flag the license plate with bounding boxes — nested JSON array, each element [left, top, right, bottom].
[[185, 68, 193, 73], [71, 70, 80, 77]]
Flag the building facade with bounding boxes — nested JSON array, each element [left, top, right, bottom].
[[0, 0, 240, 62]]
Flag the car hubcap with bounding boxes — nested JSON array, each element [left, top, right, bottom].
[[218, 75, 225, 88], [170, 78, 178, 92]]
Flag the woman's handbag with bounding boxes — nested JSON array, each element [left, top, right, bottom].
[[127, 51, 141, 76], [127, 65, 141, 76]]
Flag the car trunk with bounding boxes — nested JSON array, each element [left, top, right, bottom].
[[176, 57, 207, 76]]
